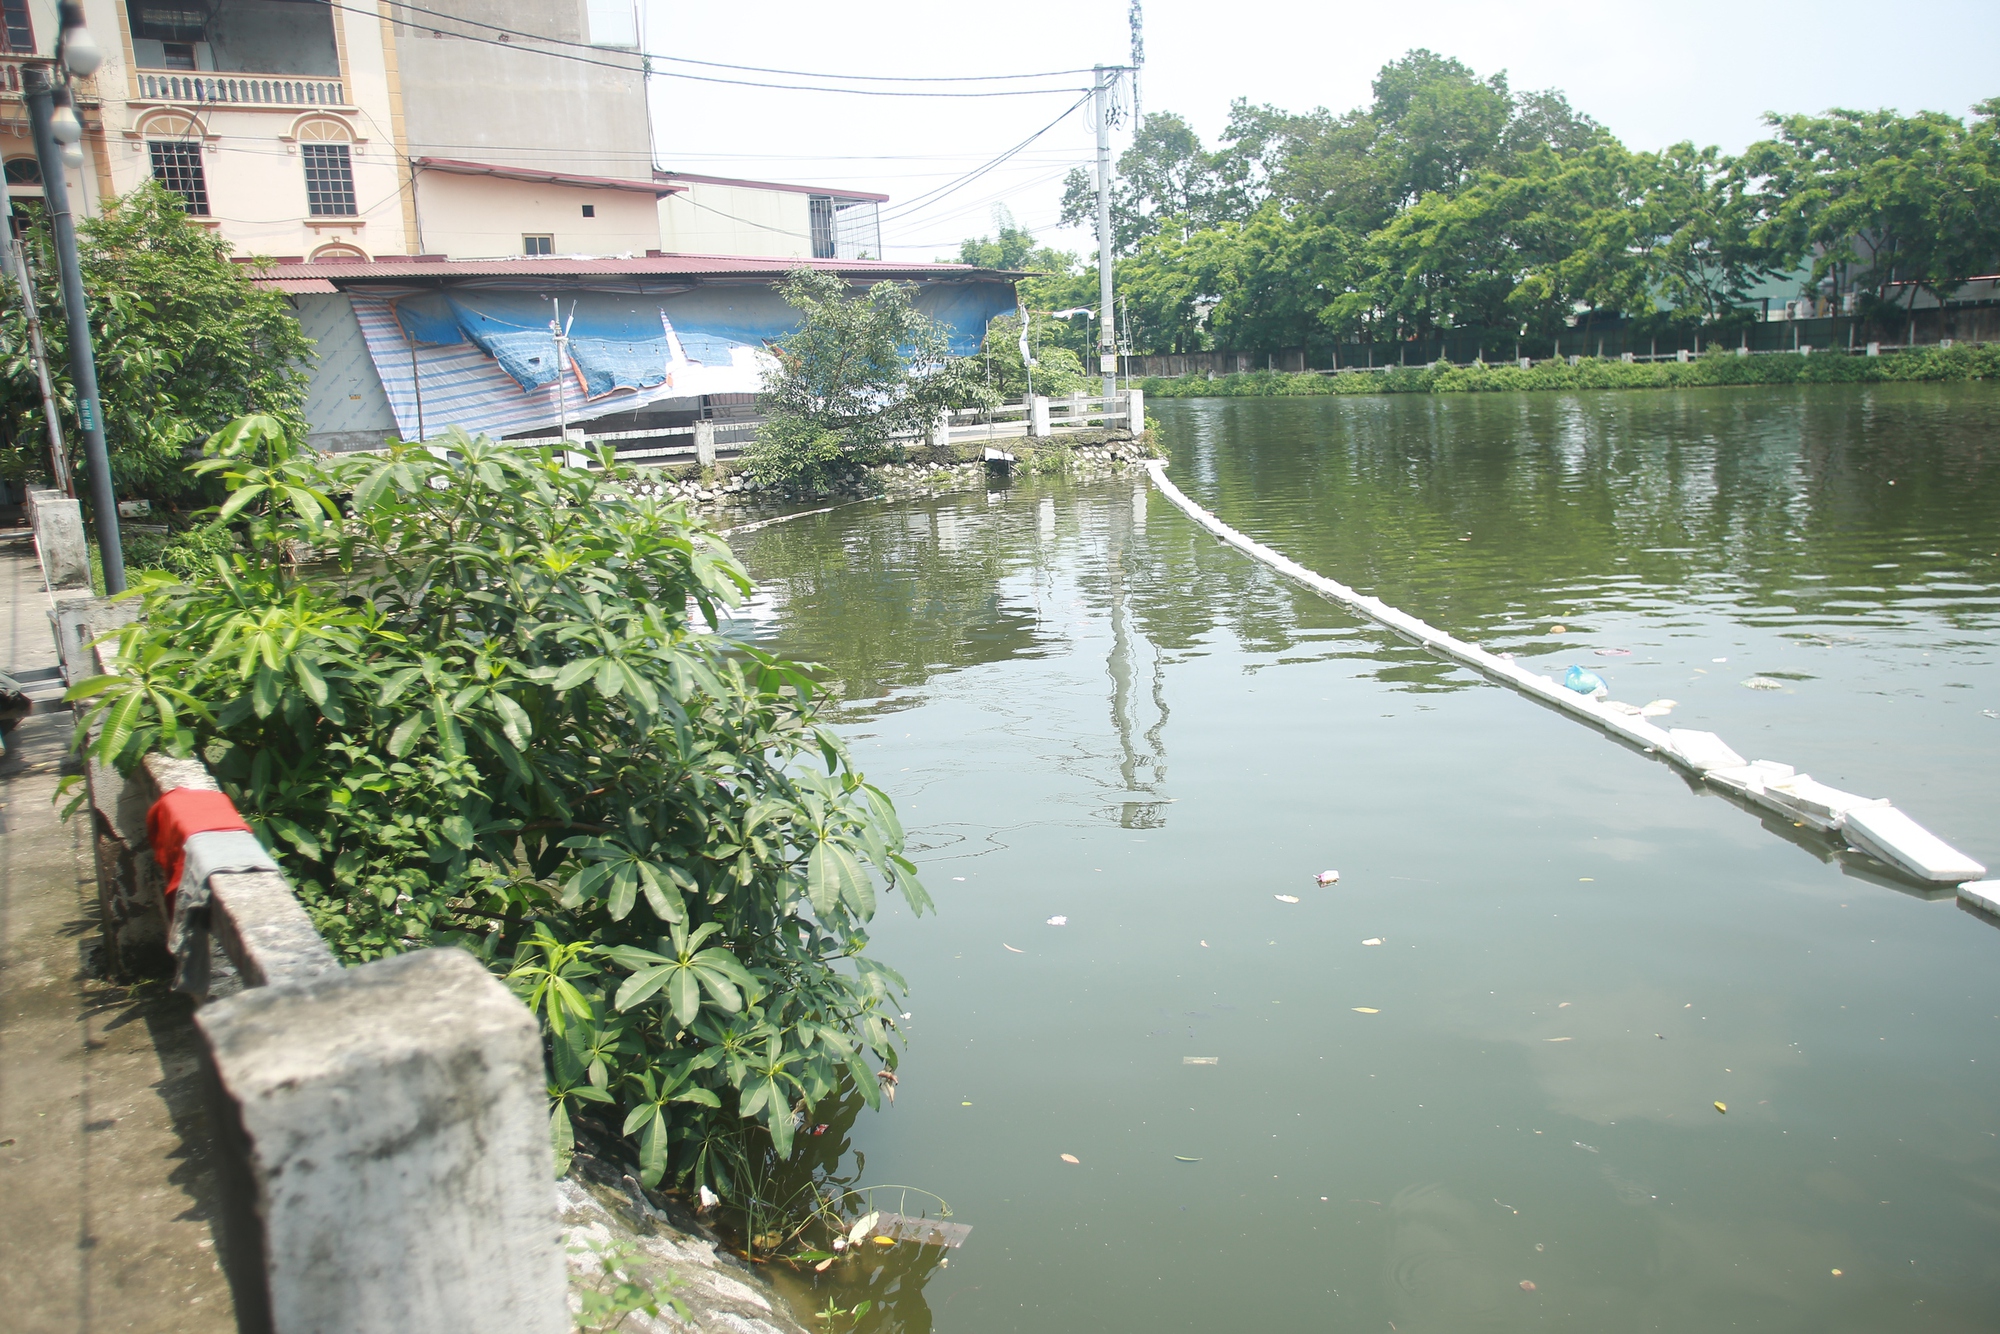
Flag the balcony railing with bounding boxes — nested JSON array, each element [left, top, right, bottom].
[[137, 71, 345, 106], [1, 60, 101, 103]]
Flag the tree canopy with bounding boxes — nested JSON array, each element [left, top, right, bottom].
[[992, 53, 2000, 358]]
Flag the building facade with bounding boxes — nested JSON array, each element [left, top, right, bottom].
[[2, 0, 895, 264]]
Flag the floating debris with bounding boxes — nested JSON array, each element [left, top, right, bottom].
[[1046, 915, 1068, 926], [1519, 1280, 1538, 1292], [1003, 944, 1024, 954], [1060, 1153, 1080, 1165], [1316, 869, 1341, 886], [1275, 894, 1300, 903], [1183, 1056, 1220, 1066], [1548, 625, 1567, 635], [1641, 699, 1677, 717], [1742, 677, 1787, 691], [1352, 1007, 1380, 1014], [1593, 648, 1632, 657], [1714, 1101, 1728, 1114], [1564, 665, 1609, 697], [1174, 1155, 1202, 1163], [1362, 937, 1385, 946]]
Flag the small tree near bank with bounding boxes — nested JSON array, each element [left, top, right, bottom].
[[746, 268, 992, 493]]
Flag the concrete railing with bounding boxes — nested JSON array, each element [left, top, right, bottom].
[[135, 71, 347, 107], [62, 601, 567, 1334], [26, 487, 90, 594]]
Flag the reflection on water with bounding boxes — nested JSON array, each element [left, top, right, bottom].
[[725, 384, 2000, 1334]]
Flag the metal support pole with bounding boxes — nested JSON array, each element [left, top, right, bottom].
[[24, 65, 122, 592], [0, 170, 73, 495], [1093, 65, 1117, 406]]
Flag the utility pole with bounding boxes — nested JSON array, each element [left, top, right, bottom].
[[25, 64, 123, 592], [1093, 64, 1118, 405], [0, 170, 73, 495]]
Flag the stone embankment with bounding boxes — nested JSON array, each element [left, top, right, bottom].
[[639, 431, 1158, 516]]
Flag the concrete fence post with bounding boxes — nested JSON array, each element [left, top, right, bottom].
[[197, 949, 567, 1334], [1028, 396, 1051, 438], [31, 493, 91, 591], [1867, 342, 1881, 357], [694, 419, 717, 466], [928, 409, 952, 452], [1125, 388, 1145, 435]]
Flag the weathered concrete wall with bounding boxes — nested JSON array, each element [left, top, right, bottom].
[[27, 489, 90, 591]]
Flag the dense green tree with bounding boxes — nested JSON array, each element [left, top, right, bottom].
[[0, 183, 310, 502]]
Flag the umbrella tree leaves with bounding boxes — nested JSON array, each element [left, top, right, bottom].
[[69, 420, 928, 1193]]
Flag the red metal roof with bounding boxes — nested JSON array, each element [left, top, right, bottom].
[[414, 158, 683, 198], [247, 253, 1017, 286], [264, 277, 339, 294], [655, 171, 890, 203]]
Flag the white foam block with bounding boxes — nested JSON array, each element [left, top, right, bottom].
[[1959, 881, 2000, 916], [1667, 729, 1747, 772], [1842, 805, 1988, 884]]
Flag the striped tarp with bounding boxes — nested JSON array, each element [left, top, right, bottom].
[[350, 297, 695, 441]]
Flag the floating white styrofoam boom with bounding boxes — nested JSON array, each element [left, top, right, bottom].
[[1143, 461, 1987, 886], [1960, 881, 2000, 917]]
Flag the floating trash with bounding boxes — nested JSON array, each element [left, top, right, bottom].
[[1060, 1153, 1080, 1164], [1275, 894, 1301, 903], [1046, 915, 1068, 926], [1174, 1155, 1202, 1162], [1520, 1280, 1538, 1292], [1362, 937, 1385, 946], [1564, 665, 1609, 697], [1548, 625, 1567, 634], [1003, 944, 1024, 953], [1352, 1007, 1380, 1014], [1640, 699, 1677, 717], [1593, 647, 1632, 657], [1742, 676, 1787, 690], [1316, 869, 1341, 886], [1183, 1056, 1219, 1065], [1714, 1101, 1727, 1114]]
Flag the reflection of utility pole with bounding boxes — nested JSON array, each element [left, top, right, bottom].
[[1106, 485, 1169, 828], [1093, 65, 1118, 405], [0, 172, 73, 495]]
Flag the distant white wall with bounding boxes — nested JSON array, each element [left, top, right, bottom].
[[415, 171, 660, 258], [657, 182, 811, 259]]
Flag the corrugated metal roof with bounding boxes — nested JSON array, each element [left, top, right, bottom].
[[265, 277, 340, 294], [414, 158, 683, 198], [655, 171, 891, 203], [246, 253, 1020, 286]]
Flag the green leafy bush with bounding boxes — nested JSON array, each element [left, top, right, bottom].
[[71, 418, 927, 1194], [747, 268, 993, 494]]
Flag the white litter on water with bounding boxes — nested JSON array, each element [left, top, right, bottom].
[[1046, 915, 1068, 926], [1316, 869, 1341, 885], [1275, 894, 1301, 903], [1143, 461, 1986, 889]]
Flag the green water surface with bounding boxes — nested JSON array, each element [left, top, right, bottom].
[[724, 382, 2000, 1333]]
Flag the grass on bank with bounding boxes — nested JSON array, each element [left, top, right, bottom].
[[1138, 344, 2000, 399]]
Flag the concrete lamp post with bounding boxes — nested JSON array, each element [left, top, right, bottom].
[[22, 4, 124, 593]]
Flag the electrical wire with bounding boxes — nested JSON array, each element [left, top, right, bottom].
[[878, 93, 1092, 220], [328, 1, 1089, 98], [373, 0, 1101, 84]]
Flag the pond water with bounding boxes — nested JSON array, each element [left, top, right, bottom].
[[723, 382, 2000, 1333]]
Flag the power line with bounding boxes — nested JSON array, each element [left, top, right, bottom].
[[373, 0, 1096, 84], [336, 2, 1088, 98], [879, 93, 1093, 221]]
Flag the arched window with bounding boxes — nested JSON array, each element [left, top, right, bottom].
[[3, 157, 41, 186], [295, 119, 357, 217], [309, 242, 366, 262]]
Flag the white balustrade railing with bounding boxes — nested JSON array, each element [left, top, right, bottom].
[[137, 71, 346, 106]]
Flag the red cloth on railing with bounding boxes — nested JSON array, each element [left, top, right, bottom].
[[148, 788, 252, 908]]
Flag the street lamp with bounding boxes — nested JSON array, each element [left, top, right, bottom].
[[22, 5, 125, 593]]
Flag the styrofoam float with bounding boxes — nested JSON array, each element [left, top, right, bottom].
[[1143, 462, 1986, 886]]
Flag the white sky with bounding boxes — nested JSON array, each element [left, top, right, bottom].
[[638, 1, 2000, 264]]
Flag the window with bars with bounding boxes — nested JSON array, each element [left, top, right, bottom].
[[148, 142, 210, 216], [2, 0, 34, 54], [302, 142, 356, 216]]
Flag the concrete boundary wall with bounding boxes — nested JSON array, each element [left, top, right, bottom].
[[61, 597, 567, 1334]]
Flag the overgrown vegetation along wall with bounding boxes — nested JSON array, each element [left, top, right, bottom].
[[1139, 345, 2000, 399]]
